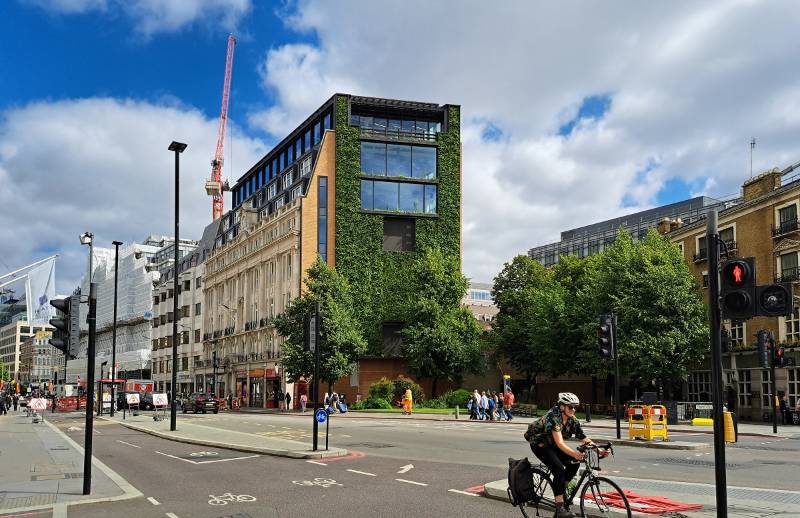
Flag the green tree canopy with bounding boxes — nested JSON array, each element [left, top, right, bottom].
[[401, 247, 484, 397], [275, 257, 368, 387]]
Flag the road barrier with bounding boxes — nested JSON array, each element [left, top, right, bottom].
[[627, 404, 669, 441]]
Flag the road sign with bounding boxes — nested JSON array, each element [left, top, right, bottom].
[[308, 315, 317, 352], [126, 393, 140, 405], [316, 408, 327, 424], [30, 398, 47, 411], [152, 393, 168, 407]]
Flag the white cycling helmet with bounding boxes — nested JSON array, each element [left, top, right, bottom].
[[558, 392, 580, 406]]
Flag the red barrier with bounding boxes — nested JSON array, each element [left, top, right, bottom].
[[588, 490, 703, 514]]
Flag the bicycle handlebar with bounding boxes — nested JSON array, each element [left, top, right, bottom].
[[576, 441, 614, 455]]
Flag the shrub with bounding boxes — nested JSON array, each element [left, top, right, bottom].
[[443, 389, 471, 408], [359, 396, 393, 409], [368, 378, 395, 401], [421, 397, 448, 409], [393, 376, 425, 404]]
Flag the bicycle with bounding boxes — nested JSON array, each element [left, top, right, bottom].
[[515, 443, 631, 518]]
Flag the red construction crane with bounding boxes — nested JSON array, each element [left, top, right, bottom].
[[205, 34, 236, 221]]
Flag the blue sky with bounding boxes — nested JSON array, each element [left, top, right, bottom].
[[2, 1, 800, 292]]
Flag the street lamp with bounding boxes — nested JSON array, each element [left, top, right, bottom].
[[110, 240, 122, 417], [79, 232, 94, 283], [168, 140, 186, 432]]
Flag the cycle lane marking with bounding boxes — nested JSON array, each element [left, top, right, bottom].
[[147, 497, 160, 505]]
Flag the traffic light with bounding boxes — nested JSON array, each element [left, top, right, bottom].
[[598, 314, 614, 359], [756, 330, 770, 369], [775, 346, 786, 368], [756, 283, 794, 317], [49, 294, 80, 360], [720, 258, 756, 320]]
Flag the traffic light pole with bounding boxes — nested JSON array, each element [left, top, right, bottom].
[[312, 302, 321, 452], [83, 282, 97, 496], [770, 334, 778, 434], [707, 209, 728, 517], [110, 240, 122, 418], [612, 313, 621, 440]]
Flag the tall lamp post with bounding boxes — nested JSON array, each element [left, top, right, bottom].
[[110, 240, 122, 417], [79, 232, 95, 495], [168, 140, 186, 432]]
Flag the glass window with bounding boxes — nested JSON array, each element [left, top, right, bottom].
[[387, 144, 411, 177], [323, 113, 331, 131], [399, 183, 424, 212], [401, 120, 415, 133], [304, 130, 311, 151], [781, 253, 798, 277], [424, 184, 437, 214], [295, 138, 302, 159], [361, 180, 373, 209], [272, 158, 278, 179], [361, 142, 386, 175], [359, 116, 373, 130], [430, 121, 441, 134], [314, 122, 321, 143], [373, 181, 398, 211], [373, 117, 387, 134], [350, 114, 360, 126], [388, 119, 401, 134], [412, 146, 436, 179], [415, 120, 429, 134]]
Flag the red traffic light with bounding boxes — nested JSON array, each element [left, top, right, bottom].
[[723, 260, 750, 286]]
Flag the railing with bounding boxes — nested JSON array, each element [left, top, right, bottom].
[[676, 401, 714, 421], [772, 219, 800, 237], [360, 127, 437, 142], [776, 267, 800, 283], [693, 249, 708, 262]]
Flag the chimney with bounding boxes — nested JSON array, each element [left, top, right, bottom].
[[742, 168, 782, 202], [656, 218, 673, 235]]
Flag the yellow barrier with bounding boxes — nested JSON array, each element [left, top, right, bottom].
[[692, 417, 714, 426], [723, 411, 736, 443], [645, 405, 669, 441], [627, 404, 648, 440]]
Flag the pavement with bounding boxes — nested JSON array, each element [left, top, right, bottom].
[[103, 411, 348, 459], [0, 409, 141, 516]]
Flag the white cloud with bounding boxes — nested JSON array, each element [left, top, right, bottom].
[[0, 98, 265, 293], [253, 0, 800, 282], [22, 0, 251, 36]]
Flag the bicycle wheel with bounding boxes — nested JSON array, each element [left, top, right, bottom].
[[579, 476, 631, 518], [529, 467, 555, 516]]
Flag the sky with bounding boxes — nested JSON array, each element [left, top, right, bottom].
[[2, 0, 800, 296]]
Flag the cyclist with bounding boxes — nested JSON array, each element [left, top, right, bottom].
[[524, 392, 604, 518]]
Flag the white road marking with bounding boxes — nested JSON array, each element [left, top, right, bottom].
[[116, 440, 141, 448], [397, 464, 414, 474], [306, 460, 328, 466], [165, 513, 179, 518], [155, 451, 196, 464], [396, 478, 428, 486], [347, 469, 376, 476], [195, 455, 260, 464], [148, 497, 160, 505], [448, 489, 479, 496]]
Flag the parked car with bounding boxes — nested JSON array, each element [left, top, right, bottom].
[[182, 392, 219, 414]]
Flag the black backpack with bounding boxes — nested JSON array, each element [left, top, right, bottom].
[[507, 457, 537, 506]]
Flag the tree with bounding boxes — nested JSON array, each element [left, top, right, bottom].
[[274, 257, 367, 388], [490, 255, 558, 400], [581, 229, 708, 397], [401, 247, 483, 397], [0, 360, 9, 383]]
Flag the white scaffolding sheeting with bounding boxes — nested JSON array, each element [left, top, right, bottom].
[[66, 349, 150, 383], [78, 243, 160, 359]]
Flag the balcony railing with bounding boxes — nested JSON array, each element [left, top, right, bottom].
[[776, 267, 800, 283], [693, 249, 708, 262], [360, 127, 437, 142], [772, 219, 800, 237]]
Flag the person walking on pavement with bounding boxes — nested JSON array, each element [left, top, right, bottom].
[[503, 389, 515, 421], [285, 391, 292, 411], [487, 390, 496, 420], [480, 391, 489, 421], [402, 388, 413, 415], [300, 392, 307, 413], [12, 393, 19, 411]]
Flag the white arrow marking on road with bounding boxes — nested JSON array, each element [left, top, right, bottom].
[[397, 464, 414, 474]]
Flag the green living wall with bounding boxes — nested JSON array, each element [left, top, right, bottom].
[[333, 95, 462, 355]]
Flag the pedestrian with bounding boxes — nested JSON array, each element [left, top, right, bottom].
[[480, 391, 489, 421], [0, 394, 7, 415], [285, 391, 292, 411], [402, 388, 413, 415], [781, 394, 790, 425], [487, 390, 496, 420], [227, 393, 233, 411], [331, 392, 340, 413], [274, 390, 282, 410], [503, 389, 515, 421], [300, 392, 307, 413], [497, 392, 507, 421], [12, 393, 19, 411]]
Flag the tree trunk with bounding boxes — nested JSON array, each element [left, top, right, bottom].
[[431, 377, 438, 399]]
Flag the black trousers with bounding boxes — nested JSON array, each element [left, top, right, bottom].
[[530, 443, 579, 497]]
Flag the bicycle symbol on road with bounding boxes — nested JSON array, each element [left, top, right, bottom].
[[189, 451, 219, 457], [292, 478, 343, 488], [208, 493, 257, 506]]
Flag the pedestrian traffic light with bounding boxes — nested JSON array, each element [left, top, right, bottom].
[[775, 346, 786, 368], [49, 294, 80, 360], [756, 330, 770, 369], [720, 258, 757, 320], [756, 283, 794, 317], [598, 314, 614, 359]]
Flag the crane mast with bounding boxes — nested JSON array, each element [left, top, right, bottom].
[[206, 34, 236, 221]]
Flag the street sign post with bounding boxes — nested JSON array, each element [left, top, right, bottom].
[[316, 408, 327, 424], [311, 302, 321, 451]]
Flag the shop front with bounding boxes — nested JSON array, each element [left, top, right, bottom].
[[235, 370, 248, 406], [249, 369, 265, 408]]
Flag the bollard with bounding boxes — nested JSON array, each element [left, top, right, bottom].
[[455, 405, 459, 419], [586, 404, 592, 423]]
